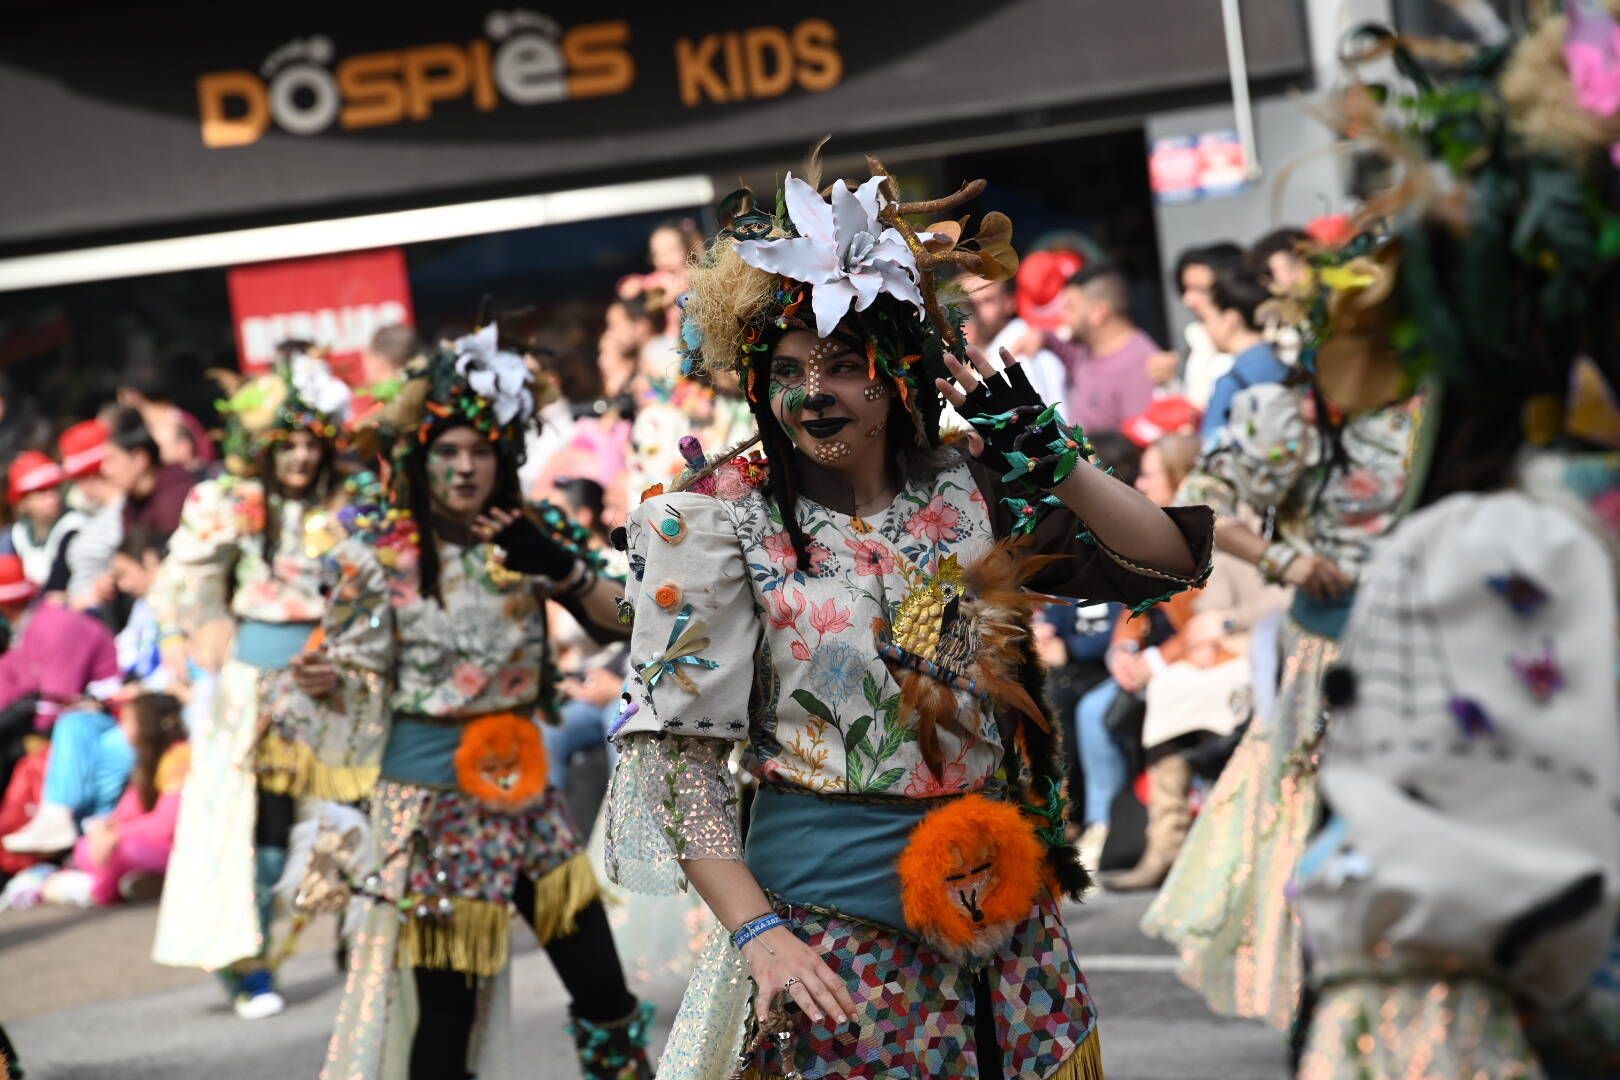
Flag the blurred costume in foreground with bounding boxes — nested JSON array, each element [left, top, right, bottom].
[[1296, 12, 1620, 1077], [289, 330, 652, 1079], [1141, 233, 1419, 1027], [605, 159, 1211, 1078], [150, 353, 352, 1020]]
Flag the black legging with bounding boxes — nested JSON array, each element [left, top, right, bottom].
[[408, 877, 636, 1080]]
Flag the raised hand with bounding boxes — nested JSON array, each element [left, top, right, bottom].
[[937, 346, 1090, 491], [474, 507, 578, 579]]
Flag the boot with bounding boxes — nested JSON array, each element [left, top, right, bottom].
[[1101, 754, 1191, 892], [568, 1000, 656, 1079]]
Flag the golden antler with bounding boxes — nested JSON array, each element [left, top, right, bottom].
[[864, 156, 1017, 347]]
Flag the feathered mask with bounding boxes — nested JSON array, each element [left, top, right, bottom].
[[678, 150, 1018, 443], [214, 350, 352, 477]]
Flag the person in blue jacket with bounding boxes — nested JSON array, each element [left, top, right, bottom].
[[1200, 264, 1291, 443]]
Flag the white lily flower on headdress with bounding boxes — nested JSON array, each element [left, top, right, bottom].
[[454, 324, 535, 427], [288, 352, 352, 422], [733, 173, 927, 339]]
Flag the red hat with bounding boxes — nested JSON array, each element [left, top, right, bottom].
[[1121, 396, 1204, 448], [0, 555, 36, 605], [7, 451, 63, 504], [58, 420, 108, 480], [1017, 249, 1086, 332]]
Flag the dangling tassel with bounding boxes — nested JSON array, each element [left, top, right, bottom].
[[567, 1000, 656, 1079], [395, 896, 511, 978], [1047, 1031, 1105, 1079], [529, 852, 605, 944], [254, 734, 379, 801]]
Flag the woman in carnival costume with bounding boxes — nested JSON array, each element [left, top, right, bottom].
[[604, 156, 1212, 1079], [1138, 172, 1424, 1027], [1295, 12, 1620, 1077], [150, 350, 354, 1019], [286, 326, 653, 1080]]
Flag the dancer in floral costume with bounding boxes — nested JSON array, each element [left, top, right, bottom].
[[605, 159, 1212, 1079], [1138, 228, 1421, 1030], [151, 352, 353, 1020], [1295, 13, 1620, 1077], [288, 326, 652, 1079]]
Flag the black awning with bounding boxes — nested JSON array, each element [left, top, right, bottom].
[[0, 0, 1309, 253]]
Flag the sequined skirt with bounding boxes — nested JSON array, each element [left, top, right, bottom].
[[1141, 620, 1338, 1030], [1299, 978, 1543, 1080]]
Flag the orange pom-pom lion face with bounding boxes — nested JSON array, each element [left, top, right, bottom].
[[453, 712, 548, 812], [897, 794, 1044, 962]]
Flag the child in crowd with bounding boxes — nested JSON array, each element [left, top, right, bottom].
[[44, 693, 188, 905]]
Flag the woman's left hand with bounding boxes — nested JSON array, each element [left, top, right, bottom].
[[475, 507, 580, 580]]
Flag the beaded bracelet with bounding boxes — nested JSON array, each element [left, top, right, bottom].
[[731, 912, 785, 949], [1257, 541, 1299, 585]]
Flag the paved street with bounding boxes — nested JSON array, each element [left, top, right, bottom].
[[2, 889, 1285, 1079]]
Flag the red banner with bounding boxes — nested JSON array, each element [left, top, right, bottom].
[[227, 247, 413, 384]]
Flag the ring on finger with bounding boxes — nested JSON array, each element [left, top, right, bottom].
[[783, 977, 801, 989]]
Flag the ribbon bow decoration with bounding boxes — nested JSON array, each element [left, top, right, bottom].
[[636, 603, 720, 694]]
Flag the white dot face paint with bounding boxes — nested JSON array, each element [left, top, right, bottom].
[[768, 329, 894, 480]]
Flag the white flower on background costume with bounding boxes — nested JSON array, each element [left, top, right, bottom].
[[733, 173, 927, 337], [289, 353, 353, 421], [454, 324, 534, 426]]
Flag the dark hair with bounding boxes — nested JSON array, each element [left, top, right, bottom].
[[107, 406, 160, 466], [127, 693, 186, 812], [1209, 264, 1272, 332], [257, 434, 336, 570], [556, 477, 605, 520], [1247, 227, 1310, 275], [1065, 263, 1129, 313], [116, 525, 167, 562], [1088, 430, 1143, 488], [621, 293, 665, 329], [405, 423, 523, 604], [122, 368, 175, 406], [531, 344, 603, 403], [1173, 242, 1244, 287]]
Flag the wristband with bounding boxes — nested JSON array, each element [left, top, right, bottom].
[[1257, 542, 1298, 585], [731, 912, 785, 949]]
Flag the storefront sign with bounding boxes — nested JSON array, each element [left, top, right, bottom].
[[1, 2, 1310, 251], [1149, 130, 1251, 205], [227, 248, 413, 381]]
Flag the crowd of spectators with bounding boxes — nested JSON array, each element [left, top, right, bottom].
[[0, 214, 1324, 920]]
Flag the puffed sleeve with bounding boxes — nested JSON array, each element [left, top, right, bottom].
[[615, 492, 759, 740], [149, 478, 247, 639], [968, 452, 1215, 615], [263, 536, 394, 800], [1184, 382, 1318, 521], [604, 733, 742, 894]]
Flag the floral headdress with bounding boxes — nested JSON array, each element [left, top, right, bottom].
[[678, 152, 1018, 443], [215, 349, 352, 477], [364, 323, 539, 502], [1285, 12, 1620, 411]]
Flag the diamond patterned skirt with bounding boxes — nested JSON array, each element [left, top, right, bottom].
[[738, 892, 1100, 1079]]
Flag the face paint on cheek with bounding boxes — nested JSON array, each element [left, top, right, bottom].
[[769, 379, 800, 438]]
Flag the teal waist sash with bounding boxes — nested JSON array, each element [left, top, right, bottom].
[[1289, 589, 1357, 642], [745, 785, 979, 936], [233, 620, 317, 671], [380, 715, 463, 788]]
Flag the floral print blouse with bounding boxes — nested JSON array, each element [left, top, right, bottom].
[[606, 449, 1212, 892], [317, 518, 552, 721], [1184, 382, 1420, 582], [151, 475, 334, 636]]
